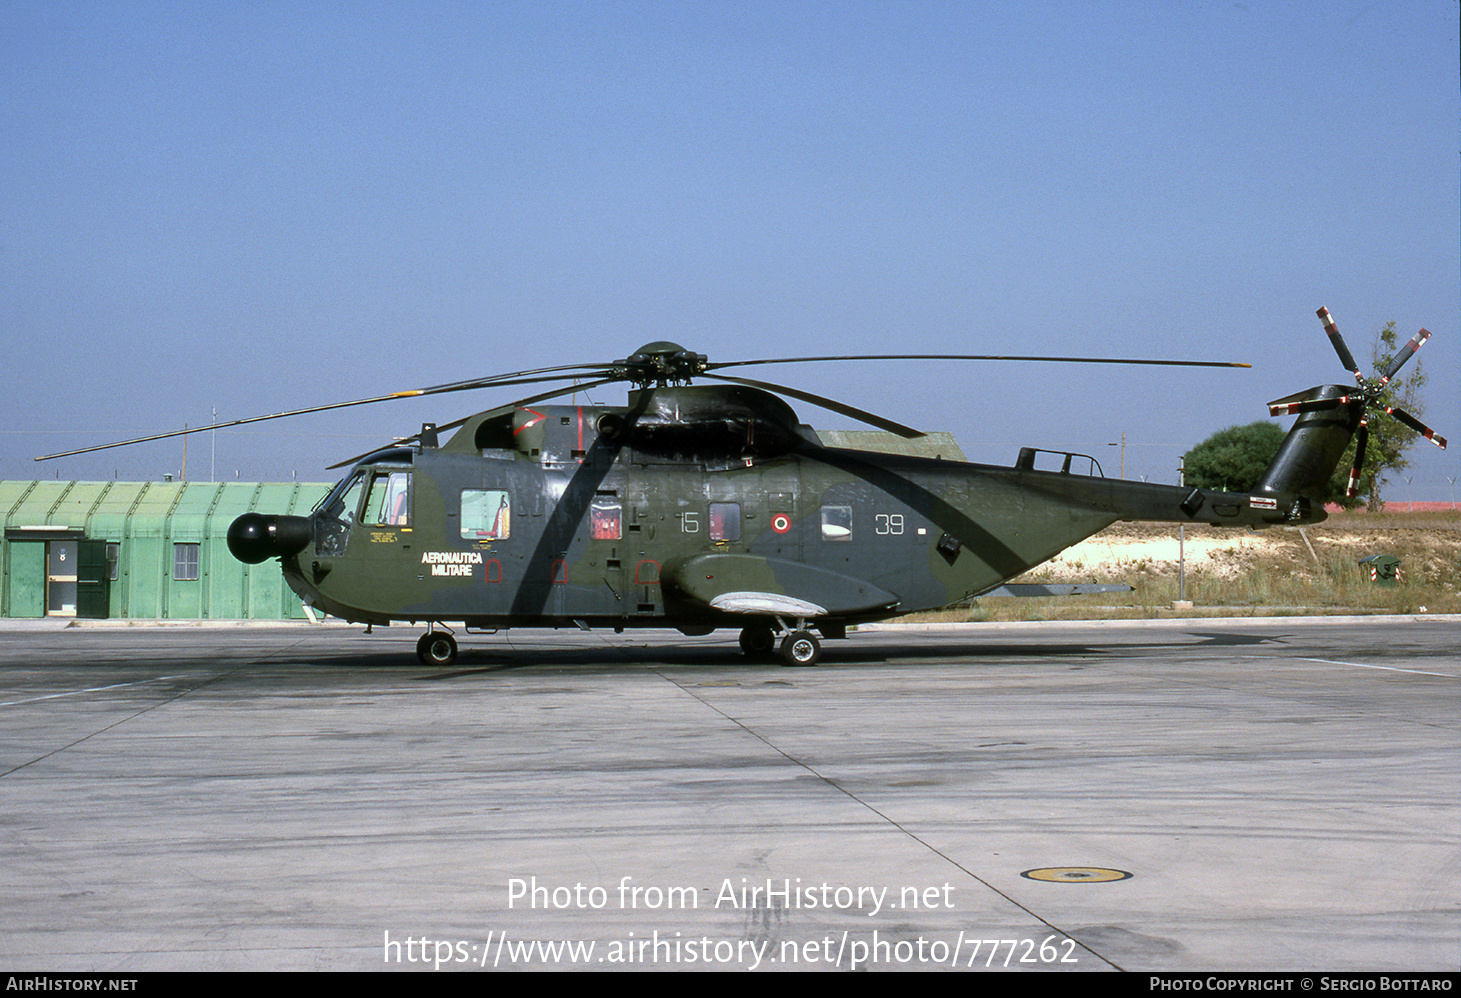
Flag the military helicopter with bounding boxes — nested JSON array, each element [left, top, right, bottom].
[[38, 308, 1445, 667]]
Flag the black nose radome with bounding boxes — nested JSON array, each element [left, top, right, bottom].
[[227, 513, 313, 564]]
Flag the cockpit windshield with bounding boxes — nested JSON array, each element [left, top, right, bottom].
[[315, 470, 367, 556]]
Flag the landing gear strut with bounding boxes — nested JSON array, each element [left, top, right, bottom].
[[416, 629, 458, 666]]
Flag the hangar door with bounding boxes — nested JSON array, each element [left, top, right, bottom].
[[75, 539, 110, 618], [2, 538, 108, 618]]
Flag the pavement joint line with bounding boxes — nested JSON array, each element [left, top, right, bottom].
[[0, 671, 229, 778], [0, 673, 193, 707], [1296, 656, 1455, 678], [650, 666, 1124, 972]]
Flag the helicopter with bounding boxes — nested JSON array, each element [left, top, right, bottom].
[[38, 308, 1445, 667]]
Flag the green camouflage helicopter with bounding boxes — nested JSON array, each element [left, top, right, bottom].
[[40, 308, 1445, 666]]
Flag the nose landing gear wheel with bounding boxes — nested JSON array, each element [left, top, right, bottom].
[[779, 630, 822, 667], [417, 631, 458, 666]]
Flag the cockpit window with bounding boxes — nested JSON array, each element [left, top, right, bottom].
[[365, 471, 411, 526]]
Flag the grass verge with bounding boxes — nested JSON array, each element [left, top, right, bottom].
[[904, 509, 1461, 622]]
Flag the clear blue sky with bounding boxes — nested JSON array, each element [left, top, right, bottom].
[[4, 1, 1457, 500]]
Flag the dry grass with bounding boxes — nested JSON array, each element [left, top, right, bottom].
[[909, 509, 1461, 622]]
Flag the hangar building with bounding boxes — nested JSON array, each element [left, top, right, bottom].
[[0, 480, 329, 619]]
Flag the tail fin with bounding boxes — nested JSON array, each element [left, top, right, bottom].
[[1253, 385, 1362, 498]]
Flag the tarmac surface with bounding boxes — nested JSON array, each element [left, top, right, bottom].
[[0, 616, 1456, 972]]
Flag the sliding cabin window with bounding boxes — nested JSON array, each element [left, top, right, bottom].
[[461, 490, 512, 540], [365, 471, 411, 527]]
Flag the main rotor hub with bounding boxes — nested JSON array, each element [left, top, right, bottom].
[[619, 341, 709, 387]]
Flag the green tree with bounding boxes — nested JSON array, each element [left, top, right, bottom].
[[1348, 321, 1429, 511], [1183, 422, 1287, 493]]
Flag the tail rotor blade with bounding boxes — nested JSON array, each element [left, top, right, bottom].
[[1266, 386, 1362, 417], [1383, 405, 1449, 450], [1316, 307, 1364, 383], [1346, 419, 1369, 497], [1267, 394, 1356, 417], [1379, 328, 1432, 385]]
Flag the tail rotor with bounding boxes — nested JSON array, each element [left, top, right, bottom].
[[1268, 307, 1447, 498]]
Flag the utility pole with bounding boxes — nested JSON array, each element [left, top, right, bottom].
[[1106, 432, 1127, 479], [1176, 455, 1190, 610]]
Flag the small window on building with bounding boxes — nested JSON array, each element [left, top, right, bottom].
[[462, 490, 511, 540], [821, 505, 853, 542], [106, 543, 120, 582], [710, 502, 741, 542], [174, 543, 200, 581]]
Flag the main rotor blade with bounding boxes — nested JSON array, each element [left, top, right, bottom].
[[34, 391, 435, 462], [34, 340, 1255, 464], [1379, 328, 1432, 385], [702, 373, 925, 438], [33, 369, 613, 462], [324, 376, 624, 469], [709, 353, 1251, 371], [1316, 307, 1364, 383], [411, 363, 620, 396]]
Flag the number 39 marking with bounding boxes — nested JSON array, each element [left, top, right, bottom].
[[874, 513, 904, 535]]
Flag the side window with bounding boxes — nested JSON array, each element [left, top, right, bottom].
[[462, 489, 511, 540], [366, 471, 411, 526], [821, 505, 852, 542], [591, 500, 622, 540], [709, 502, 741, 542]]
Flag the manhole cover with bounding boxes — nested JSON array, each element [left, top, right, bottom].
[[1021, 867, 1132, 883]]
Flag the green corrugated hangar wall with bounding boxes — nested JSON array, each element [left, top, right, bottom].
[[1, 481, 330, 619]]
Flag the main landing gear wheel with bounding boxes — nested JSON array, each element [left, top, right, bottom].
[[779, 630, 822, 667], [417, 631, 458, 666], [738, 625, 776, 658]]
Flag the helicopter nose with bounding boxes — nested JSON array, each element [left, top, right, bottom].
[[227, 513, 313, 564]]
